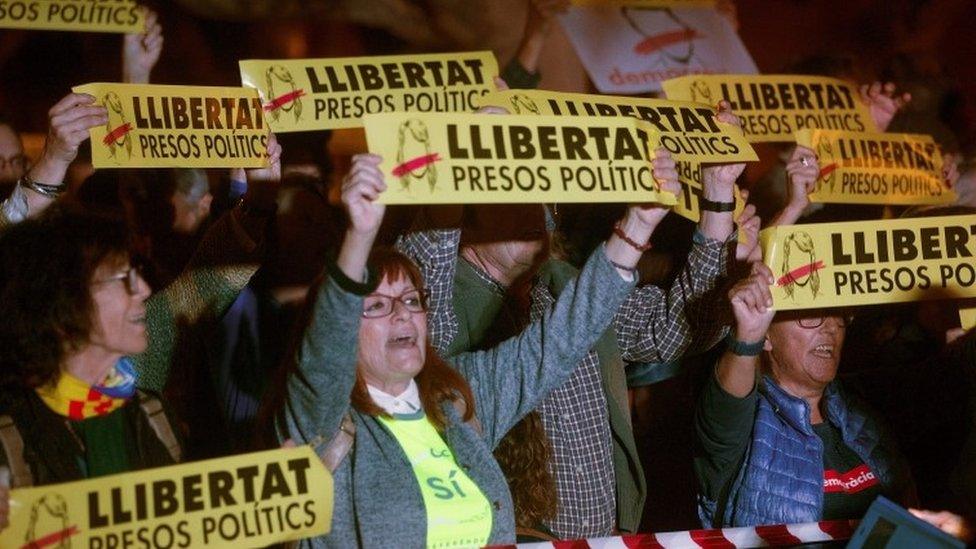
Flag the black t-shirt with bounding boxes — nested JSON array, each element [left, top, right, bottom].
[[813, 421, 882, 520]]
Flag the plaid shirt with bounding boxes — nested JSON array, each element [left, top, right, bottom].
[[614, 230, 732, 364], [465, 262, 617, 538], [395, 227, 460, 352], [398, 228, 733, 538]]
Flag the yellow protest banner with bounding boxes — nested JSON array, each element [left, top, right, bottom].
[[0, 446, 332, 548], [363, 112, 675, 206], [760, 215, 976, 311], [796, 129, 952, 206], [239, 52, 498, 132], [73, 82, 269, 169], [663, 74, 877, 143], [0, 0, 144, 33], [571, 0, 716, 6], [477, 89, 757, 164]]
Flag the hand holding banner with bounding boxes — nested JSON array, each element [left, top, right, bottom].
[[761, 215, 976, 311], [796, 129, 953, 206], [0, 446, 332, 548], [240, 52, 498, 132], [0, 0, 145, 33], [663, 74, 877, 142], [73, 82, 269, 169], [363, 112, 674, 206]]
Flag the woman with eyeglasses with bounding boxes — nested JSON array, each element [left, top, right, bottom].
[[272, 153, 676, 548], [694, 261, 916, 528], [0, 203, 173, 535]]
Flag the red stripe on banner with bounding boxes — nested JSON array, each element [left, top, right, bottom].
[[263, 89, 306, 112], [777, 260, 826, 288], [689, 528, 735, 548], [20, 525, 80, 549], [755, 524, 802, 546], [819, 163, 839, 179], [392, 153, 441, 177], [622, 533, 665, 548], [102, 123, 132, 145], [819, 519, 857, 540], [634, 28, 701, 55]]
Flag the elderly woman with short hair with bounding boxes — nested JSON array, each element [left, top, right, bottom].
[[275, 153, 680, 547], [695, 262, 915, 527]]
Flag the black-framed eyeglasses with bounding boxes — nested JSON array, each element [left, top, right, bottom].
[[0, 154, 28, 172], [796, 315, 853, 329], [362, 289, 429, 319], [93, 266, 143, 296]]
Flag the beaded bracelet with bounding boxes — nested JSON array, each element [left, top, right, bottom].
[[612, 221, 652, 252]]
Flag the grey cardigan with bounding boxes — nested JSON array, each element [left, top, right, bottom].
[[279, 248, 635, 548]]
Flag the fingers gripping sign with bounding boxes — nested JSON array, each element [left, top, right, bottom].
[[630, 147, 679, 226], [729, 262, 776, 343], [343, 154, 388, 236], [859, 81, 911, 133], [785, 145, 819, 210]]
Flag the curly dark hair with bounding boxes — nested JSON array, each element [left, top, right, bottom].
[[0, 202, 131, 389], [493, 411, 558, 528]]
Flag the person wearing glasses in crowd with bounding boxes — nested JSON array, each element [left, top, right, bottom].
[[271, 152, 679, 547], [694, 260, 916, 527]]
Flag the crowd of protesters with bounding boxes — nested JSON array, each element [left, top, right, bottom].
[[0, 0, 973, 547]]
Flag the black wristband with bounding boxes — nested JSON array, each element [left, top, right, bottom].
[[700, 197, 736, 212], [325, 256, 379, 296], [726, 332, 765, 356]]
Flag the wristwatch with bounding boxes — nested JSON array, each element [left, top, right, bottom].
[[19, 174, 66, 198], [700, 197, 736, 212], [726, 333, 765, 356]]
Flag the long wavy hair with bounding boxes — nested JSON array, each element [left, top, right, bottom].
[[493, 412, 558, 527], [265, 247, 475, 445]]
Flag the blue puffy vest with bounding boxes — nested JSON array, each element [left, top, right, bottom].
[[699, 376, 911, 527]]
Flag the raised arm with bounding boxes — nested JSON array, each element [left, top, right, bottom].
[[768, 145, 818, 228], [615, 117, 742, 363], [279, 153, 384, 444], [134, 136, 281, 391], [122, 7, 163, 84], [500, 0, 570, 89], [452, 174, 679, 446], [0, 93, 105, 229], [694, 262, 774, 522]]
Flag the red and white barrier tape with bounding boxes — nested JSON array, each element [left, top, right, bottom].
[[493, 520, 858, 548]]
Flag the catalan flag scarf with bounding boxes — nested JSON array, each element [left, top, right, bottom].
[[36, 358, 137, 420]]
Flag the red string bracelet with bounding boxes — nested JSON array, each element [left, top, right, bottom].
[[613, 222, 652, 252]]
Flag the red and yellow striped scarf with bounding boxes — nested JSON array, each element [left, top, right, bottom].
[[36, 359, 136, 420]]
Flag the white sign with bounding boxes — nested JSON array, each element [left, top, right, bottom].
[[559, 6, 757, 94]]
